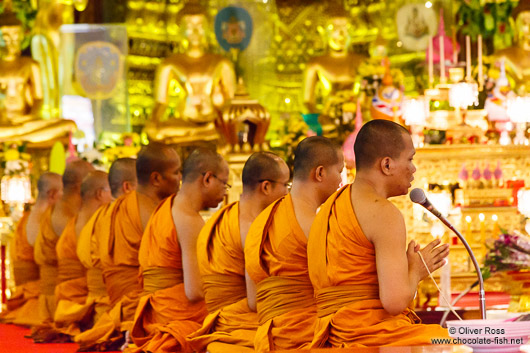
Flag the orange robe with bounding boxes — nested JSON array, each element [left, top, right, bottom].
[[52, 217, 89, 335], [187, 202, 258, 352], [99, 191, 144, 314], [244, 194, 316, 353], [307, 185, 449, 348], [0, 211, 40, 326], [76, 205, 111, 325], [33, 206, 60, 323], [74, 192, 144, 351], [128, 195, 208, 353]]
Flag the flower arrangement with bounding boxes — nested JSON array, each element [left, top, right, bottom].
[[0, 143, 31, 177], [79, 133, 141, 170], [482, 230, 530, 280]]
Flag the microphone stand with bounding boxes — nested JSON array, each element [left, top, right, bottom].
[[437, 215, 486, 320]]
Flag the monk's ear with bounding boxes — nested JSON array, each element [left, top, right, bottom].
[[122, 181, 134, 194], [95, 188, 103, 200], [260, 180, 271, 195], [48, 189, 58, 202], [380, 157, 392, 176], [202, 171, 213, 186], [150, 172, 163, 186], [314, 165, 325, 182]]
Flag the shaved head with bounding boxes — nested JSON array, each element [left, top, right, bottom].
[[242, 152, 288, 191], [354, 119, 409, 171], [62, 160, 95, 190], [182, 147, 224, 184], [81, 171, 110, 201], [109, 158, 137, 198], [37, 172, 62, 200], [136, 143, 180, 186], [293, 136, 340, 180]]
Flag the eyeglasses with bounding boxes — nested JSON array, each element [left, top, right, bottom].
[[259, 179, 292, 191], [203, 172, 232, 190]]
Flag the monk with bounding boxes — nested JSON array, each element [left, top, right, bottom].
[[76, 158, 137, 327], [76, 144, 181, 351], [33, 160, 94, 324], [128, 148, 228, 353], [188, 152, 290, 353], [0, 172, 62, 326], [41, 171, 113, 340], [307, 119, 450, 348], [244, 136, 344, 353]]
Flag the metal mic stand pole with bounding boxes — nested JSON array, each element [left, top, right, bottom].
[[437, 216, 486, 320]]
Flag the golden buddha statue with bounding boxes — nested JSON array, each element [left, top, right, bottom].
[[31, 0, 74, 119], [0, 10, 76, 146], [144, 3, 236, 145], [302, 13, 365, 138], [494, 2, 530, 95]]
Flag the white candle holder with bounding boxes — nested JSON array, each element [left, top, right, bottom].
[[507, 96, 530, 146], [402, 97, 428, 148]]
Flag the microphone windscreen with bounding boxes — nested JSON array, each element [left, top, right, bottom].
[[410, 188, 426, 204]]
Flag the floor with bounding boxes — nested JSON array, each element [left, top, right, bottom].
[[0, 323, 120, 353]]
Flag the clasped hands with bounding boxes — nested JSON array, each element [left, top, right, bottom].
[[407, 238, 450, 281]]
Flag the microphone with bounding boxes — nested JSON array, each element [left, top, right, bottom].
[[410, 188, 443, 219], [409, 188, 486, 320]]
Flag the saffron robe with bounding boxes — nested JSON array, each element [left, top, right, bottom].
[[244, 194, 316, 353], [307, 185, 449, 348], [76, 205, 111, 325], [0, 211, 40, 326], [187, 202, 258, 352], [34, 206, 60, 323], [74, 192, 145, 351], [127, 195, 208, 353], [52, 216, 90, 336]]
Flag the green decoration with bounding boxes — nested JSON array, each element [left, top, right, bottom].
[[0, 0, 37, 50], [457, 0, 515, 51]]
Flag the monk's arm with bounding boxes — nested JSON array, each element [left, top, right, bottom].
[[373, 204, 448, 315], [179, 216, 205, 303]]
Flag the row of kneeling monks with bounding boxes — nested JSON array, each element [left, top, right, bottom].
[[1, 120, 451, 352]]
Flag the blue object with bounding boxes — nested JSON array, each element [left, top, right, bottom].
[[301, 113, 323, 136], [214, 6, 253, 52]]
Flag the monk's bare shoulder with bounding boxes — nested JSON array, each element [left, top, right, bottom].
[[352, 193, 405, 243], [172, 203, 204, 243]]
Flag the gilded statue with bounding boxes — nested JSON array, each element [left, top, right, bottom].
[[144, 3, 236, 145], [302, 13, 365, 138], [31, 0, 75, 119], [0, 10, 76, 145], [494, 2, 530, 95]]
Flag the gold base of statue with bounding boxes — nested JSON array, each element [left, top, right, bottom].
[[143, 120, 219, 146], [224, 151, 253, 204]]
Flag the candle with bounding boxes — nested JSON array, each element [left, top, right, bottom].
[[452, 27, 458, 65], [428, 37, 434, 88], [479, 213, 486, 248], [478, 34, 483, 90], [466, 35, 471, 81], [465, 215, 472, 241], [440, 35, 446, 83], [492, 214, 499, 236]]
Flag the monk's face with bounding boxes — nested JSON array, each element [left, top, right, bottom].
[[322, 149, 345, 200], [391, 133, 416, 197], [267, 161, 291, 203], [157, 154, 182, 199], [206, 161, 229, 208], [100, 183, 113, 204]]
